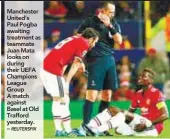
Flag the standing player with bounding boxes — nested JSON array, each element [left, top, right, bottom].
[[82, 68, 169, 137], [40, 28, 99, 136], [77, 1, 122, 135]]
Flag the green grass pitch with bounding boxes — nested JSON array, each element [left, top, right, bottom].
[[44, 119, 170, 138], [1, 119, 170, 138]]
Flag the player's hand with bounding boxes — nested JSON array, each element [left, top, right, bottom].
[[98, 12, 111, 27], [71, 58, 81, 73], [134, 123, 147, 132]]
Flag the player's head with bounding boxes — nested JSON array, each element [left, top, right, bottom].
[[138, 68, 156, 86], [81, 28, 100, 49], [100, 1, 115, 19]]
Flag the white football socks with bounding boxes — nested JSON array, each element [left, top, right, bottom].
[[52, 101, 62, 131], [61, 103, 72, 133], [88, 109, 112, 128], [97, 112, 125, 133], [52, 96, 71, 133]]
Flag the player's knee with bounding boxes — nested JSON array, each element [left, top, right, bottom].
[[86, 90, 98, 102], [108, 106, 121, 116], [53, 96, 66, 102], [86, 94, 97, 102], [101, 91, 112, 102], [53, 96, 60, 101], [101, 94, 111, 102]]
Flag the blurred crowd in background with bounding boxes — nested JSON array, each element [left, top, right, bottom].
[[44, 1, 137, 20], [1, 1, 170, 102]]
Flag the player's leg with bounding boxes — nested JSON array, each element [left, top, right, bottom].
[[61, 60, 85, 135], [96, 56, 118, 136], [116, 113, 153, 136], [85, 106, 139, 136], [126, 113, 158, 137], [50, 79, 72, 137], [99, 90, 112, 113], [128, 113, 152, 130], [87, 108, 112, 128], [52, 98, 63, 135], [86, 106, 154, 136], [40, 69, 63, 135], [115, 123, 134, 136], [83, 57, 106, 125], [99, 56, 118, 112], [53, 76, 68, 136], [60, 95, 72, 135], [84, 106, 125, 136], [83, 90, 98, 124], [115, 112, 158, 136], [96, 107, 125, 133], [51, 76, 73, 136]]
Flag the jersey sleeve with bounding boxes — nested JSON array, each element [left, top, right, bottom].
[[115, 23, 121, 34], [74, 40, 88, 59], [77, 17, 91, 33], [112, 19, 121, 34], [155, 90, 164, 103], [154, 90, 166, 110], [75, 47, 88, 59]]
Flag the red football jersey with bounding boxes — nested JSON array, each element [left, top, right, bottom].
[[131, 85, 165, 134], [44, 36, 89, 76]]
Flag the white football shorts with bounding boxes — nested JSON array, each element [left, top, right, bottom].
[[40, 68, 69, 98]]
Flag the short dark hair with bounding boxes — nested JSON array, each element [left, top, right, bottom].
[[100, 1, 115, 9], [81, 28, 100, 39], [143, 68, 156, 79]]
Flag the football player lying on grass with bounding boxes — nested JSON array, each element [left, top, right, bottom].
[[71, 68, 169, 137]]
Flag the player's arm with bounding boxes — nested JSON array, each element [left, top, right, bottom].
[[98, 14, 122, 45], [134, 101, 169, 132], [74, 57, 86, 73], [65, 57, 85, 83], [108, 23, 122, 45], [152, 101, 169, 125], [152, 91, 169, 125], [128, 94, 137, 113], [62, 65, 68, 75]]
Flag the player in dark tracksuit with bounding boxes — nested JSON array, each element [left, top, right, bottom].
[[77, 2, 122, 135]]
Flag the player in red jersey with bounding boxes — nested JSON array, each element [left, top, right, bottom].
[[40, 28, 99, 136], [78, 68, 169, 137]]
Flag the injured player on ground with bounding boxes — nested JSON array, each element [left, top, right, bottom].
[[72, 68, 169, 137]]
